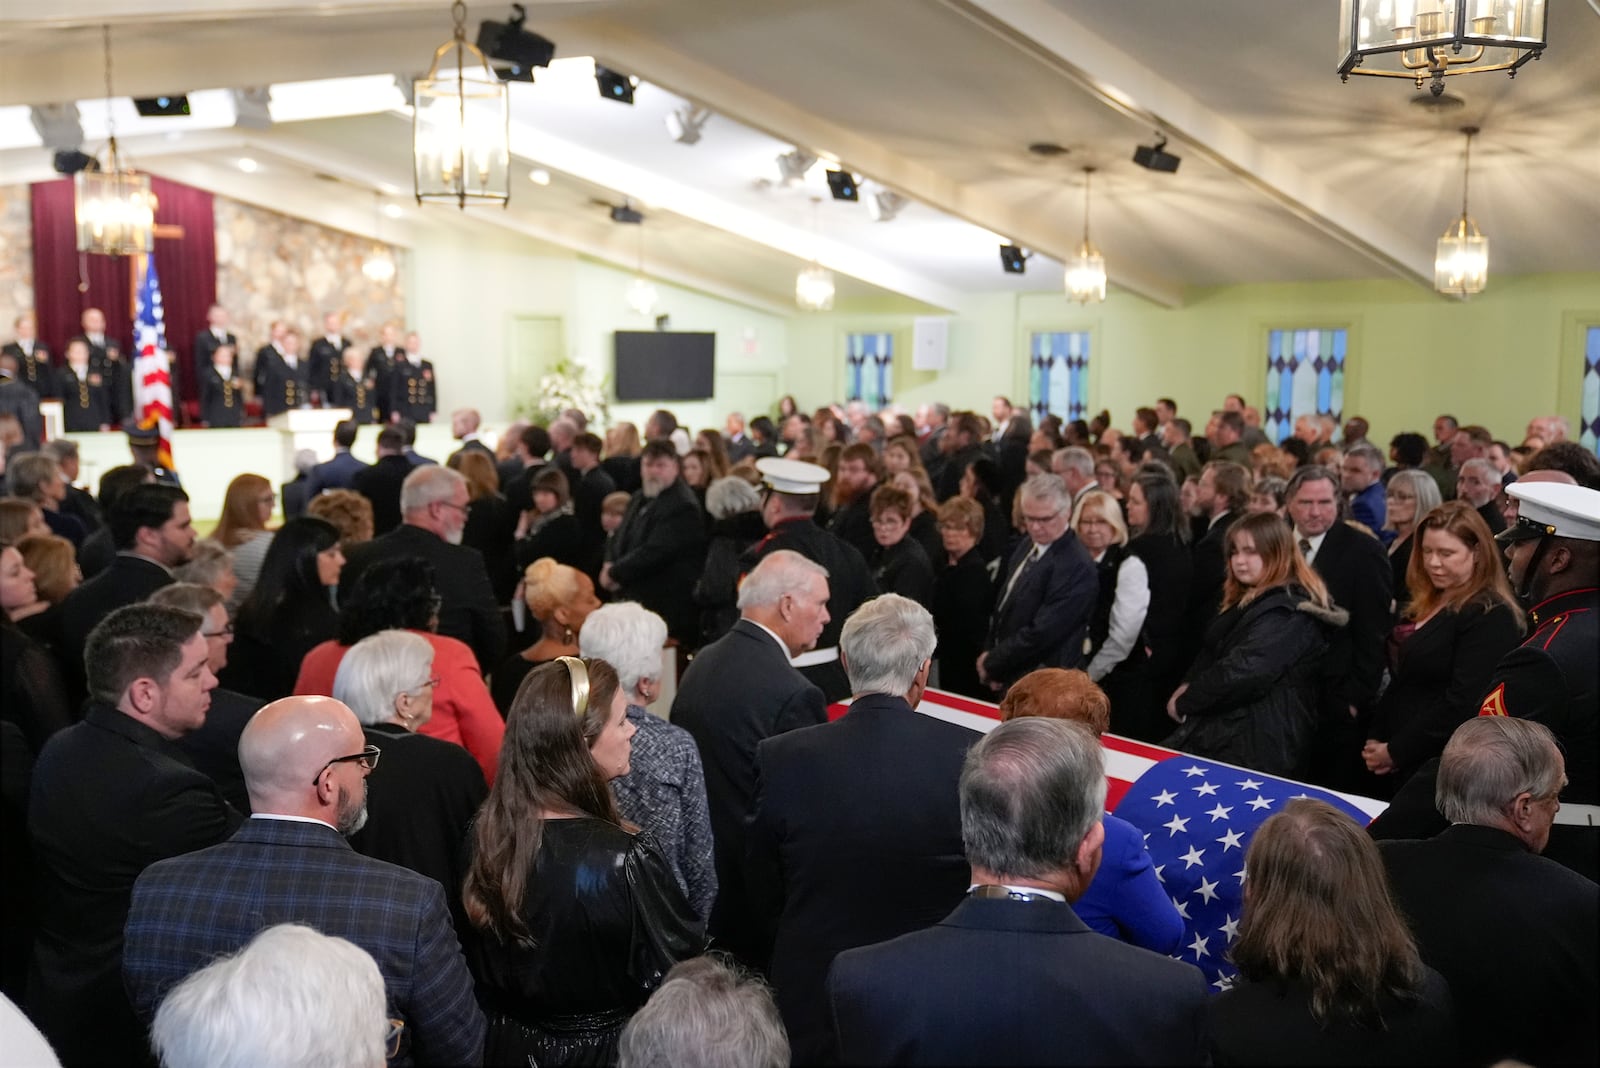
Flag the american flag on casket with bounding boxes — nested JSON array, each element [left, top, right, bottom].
[[828, 688, 1388, 990]]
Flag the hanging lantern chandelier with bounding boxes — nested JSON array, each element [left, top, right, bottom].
[[1435, 125, 1488, 297], [1064, 167, 1106, 305], [75, 26, 155, 256], [1337, 0, 1548, 97], [627, 224, 659, 316], [795, 196, 835, 312], [413, 0, 510, 209]]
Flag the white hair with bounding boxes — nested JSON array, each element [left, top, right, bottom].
[[738, 550, 828, 611], [399, 465, 465, 514], [1052, 447, 1093, 479], [579, 602, 668, 695], [293, 449, 319, 476], [333, 630, 434, 726], [1020, 472, 1072, 514], [1437, 717, 1564, 826], [840, 594, 937, 697], [706, 477, 761, 520], [620, 956, 789, 1068], [150, 923, 388, 1068]]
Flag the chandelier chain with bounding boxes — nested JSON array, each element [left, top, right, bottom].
[[101, 25, 117, 147]]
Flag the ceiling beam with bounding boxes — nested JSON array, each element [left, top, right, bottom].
[[951, 0, 1437, 290], [575, 21, 1187, 308]]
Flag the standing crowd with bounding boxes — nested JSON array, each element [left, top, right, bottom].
[[1, 373, 1597, 1067]]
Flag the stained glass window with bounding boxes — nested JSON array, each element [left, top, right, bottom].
[[1029, 331, 1090, 424], [845, 333, 893, 408], [1582, 325, 1600, 454], [1264, 328, 1347, 445]]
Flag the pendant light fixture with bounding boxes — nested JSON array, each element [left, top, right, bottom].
[[1337, 0, 1548, 97], [75, 26, 155, 256], [1064, 166, 1106, 305], [362, 193, 397, 283], [795, 196, 836, 312], [1435, 125, 1488, 296], [626, 224, 658, 317], [413, 0, 510, 209]]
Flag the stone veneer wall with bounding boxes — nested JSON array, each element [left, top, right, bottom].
[[0, 184, 33, 338], [213, 194, 405, 365]]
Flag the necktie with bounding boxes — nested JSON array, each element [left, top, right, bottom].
[[1000, 545, 1041, 609], [1298, 537, 1313, 560]]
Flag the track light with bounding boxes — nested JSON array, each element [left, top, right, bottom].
[[1133, 134, 1180, 173], [999, 244, 1031, 274], [610, 201, 644, 225], [867, 189, 907, 222], [776, 148, 816, 185], [826, 169, 859, 201], [595, 65, 636, 104], [134, 96, 190, 118], [665, 105, 710, 145], [476, 5, 555, 81]]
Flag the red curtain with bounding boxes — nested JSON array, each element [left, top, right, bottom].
[[30, 175, 216, 410]]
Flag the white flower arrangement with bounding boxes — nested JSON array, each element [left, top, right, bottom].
[[521, 359, 611, 427]]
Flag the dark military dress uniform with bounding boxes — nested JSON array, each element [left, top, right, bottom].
[[738, 516, 878, 702], [328, 370, 380, 425], [1480, 586, 1599, 881], [307, 334, 351, 402], [198, 366, 245, 428], [58, 365, 113, 432], [364, 345, 399, 423], [2, 342, 56, 398], [72, 335, 129, 427], [257, 352, 309, 417], [390, 356, 436, 424]]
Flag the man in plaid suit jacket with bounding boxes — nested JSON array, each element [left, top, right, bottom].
[[124, 696, 485, 1066]]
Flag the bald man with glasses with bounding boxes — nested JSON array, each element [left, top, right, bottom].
[[124, 695, 485, 1066]]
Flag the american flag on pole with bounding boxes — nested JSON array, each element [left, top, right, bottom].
[[132, 258, 176, 472], [830, 688, 1387, 990]]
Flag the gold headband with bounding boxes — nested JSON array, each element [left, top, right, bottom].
[[556, 656, 589, 718]]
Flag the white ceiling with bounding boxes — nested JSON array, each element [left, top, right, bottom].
[[1, 0, 1597, 313]]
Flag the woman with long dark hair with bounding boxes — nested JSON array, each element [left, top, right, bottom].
[[1163, 512, 1346, 777], [461, 657, 704, 1066], [1211, 799, 1454, 1064], [1362, 501, 1523, 794], [960, 456, 1010, 563], [224, 516, 343, 700]]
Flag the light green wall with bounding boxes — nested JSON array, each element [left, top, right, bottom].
[[784, 273, 1600, 441], [404, 223, 790, 433]]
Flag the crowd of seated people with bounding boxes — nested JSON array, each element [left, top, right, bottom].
[[1, 381, 1597, 1067]]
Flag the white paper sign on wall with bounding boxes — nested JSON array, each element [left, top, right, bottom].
[[912, 317, 949, 371]]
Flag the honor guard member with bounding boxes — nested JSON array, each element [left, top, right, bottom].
[[73, 308, 129, 427], [740, 457, 877, 701], [197, 343, 245, 428], [58, 339, 114, 432], [390, 332, 437, 424], [191, 303, 238, 385], [126, 424, 182, 488], [329, 347, 379, 424], [307, 311, 351, 403], [0, 352, 44, 448], [364, 324, 401, 424], [4, 313, 56, 399], [258, 328, 309, 417], [1480, 480, 1600, 880]]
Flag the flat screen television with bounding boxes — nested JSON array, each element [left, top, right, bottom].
[[613, 331, 715, 401]]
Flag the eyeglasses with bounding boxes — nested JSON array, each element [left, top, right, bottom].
[[400, 675, 441, 697], [311, 744, 381, 785], [386, 1019, 404, 1059], [1022, 511, 1063, 527], [1386, 492, 1416, 501], [435, 499, 469, 515], [202, 624, 235, 638]]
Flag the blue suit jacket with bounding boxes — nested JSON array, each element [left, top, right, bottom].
[[829, 895, 1210, 1066], [1073, 813, 1185, 955], [124, 817, 485, 1066], [306, 449, 370, 497]]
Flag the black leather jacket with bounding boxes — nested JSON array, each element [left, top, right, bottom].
[[464, 817, 704, 1065]]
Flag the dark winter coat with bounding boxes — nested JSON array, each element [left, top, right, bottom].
[[1165, 584, 1346, 778], [693, 509, 769, 646]]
